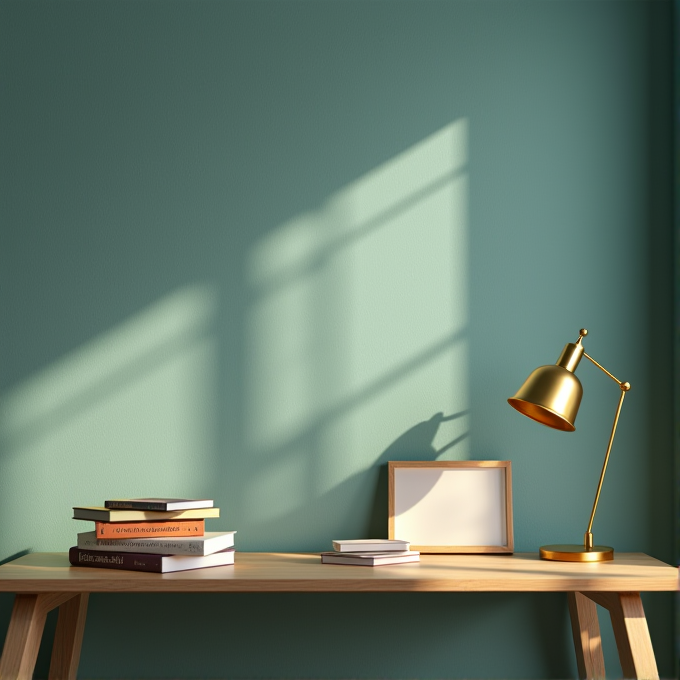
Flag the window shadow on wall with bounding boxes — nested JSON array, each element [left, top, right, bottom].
[[234, 120, 472, 550]]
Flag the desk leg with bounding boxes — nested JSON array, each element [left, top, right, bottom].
[[569, 592, 606, 679], [585, 592, 658, 680], [0, 592, 76, 680], [48, 593, 89, 680]]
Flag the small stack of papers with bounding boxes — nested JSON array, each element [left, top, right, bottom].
[[321, 539, 419, 566]]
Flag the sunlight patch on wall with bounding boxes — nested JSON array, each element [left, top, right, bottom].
[[245, 120, 469, 524], [0, 286, 218, 558]]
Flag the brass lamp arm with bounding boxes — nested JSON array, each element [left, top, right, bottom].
[[583, 352, 627, 388], [582, 351, 631, 550]]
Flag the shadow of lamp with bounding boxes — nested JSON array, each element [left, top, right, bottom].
[[507, 329, 630, 563]]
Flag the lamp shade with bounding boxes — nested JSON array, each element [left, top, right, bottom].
[[507, 364, 583, 431]]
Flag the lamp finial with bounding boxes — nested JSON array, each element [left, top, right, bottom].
[[576, 328, 588, 344]]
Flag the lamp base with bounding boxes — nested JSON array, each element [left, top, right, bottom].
[[540, 544, 614, 562]]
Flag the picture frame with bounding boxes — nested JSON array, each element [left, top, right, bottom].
[[388, 460, 513, 553]]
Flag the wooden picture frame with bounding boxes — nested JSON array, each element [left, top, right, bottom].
[[388, 460, 513, 553]]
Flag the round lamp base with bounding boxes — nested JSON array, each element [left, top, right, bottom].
[[540, 544, 614, 562]]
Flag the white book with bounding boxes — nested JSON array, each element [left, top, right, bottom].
[[321, 550, 420, 566], [332, 539, 410, 553], [78, 531, 236, 556]]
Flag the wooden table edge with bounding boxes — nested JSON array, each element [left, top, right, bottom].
[[0, 552, 676, 680], [0, 552, 676, 593]]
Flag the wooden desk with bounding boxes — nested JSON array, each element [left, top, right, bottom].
[[0, 552, 676, 679]]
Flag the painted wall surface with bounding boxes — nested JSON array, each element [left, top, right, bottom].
[[0, 1, 674, 678]]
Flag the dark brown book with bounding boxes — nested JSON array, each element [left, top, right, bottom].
[[68, 546, 235, 573]]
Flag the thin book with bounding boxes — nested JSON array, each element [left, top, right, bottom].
[[321, 551, 420, 566], [332, 539, 410, 552], [73, 507, 219, 522], [104, 498, 214, 511]]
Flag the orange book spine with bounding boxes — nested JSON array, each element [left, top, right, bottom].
[[95, 519, 205, 539]]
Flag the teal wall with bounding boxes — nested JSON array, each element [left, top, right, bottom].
[[0, 1, 674, 678]]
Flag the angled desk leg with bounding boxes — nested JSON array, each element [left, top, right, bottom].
[[585, 592, 659, 680], [49, 593, 89, 680], [569, 592, 606, 679], [0, 592, 76, 680]]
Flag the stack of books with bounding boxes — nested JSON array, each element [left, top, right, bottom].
[[69, 498, 236, 573], [321, 539, 420, 566]]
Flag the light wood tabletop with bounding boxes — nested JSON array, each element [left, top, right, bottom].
[[0, 551, 676, 592], [0, 551, 676, 680]]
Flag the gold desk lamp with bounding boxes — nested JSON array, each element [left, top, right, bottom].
[[507, 328, 630, 562]]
